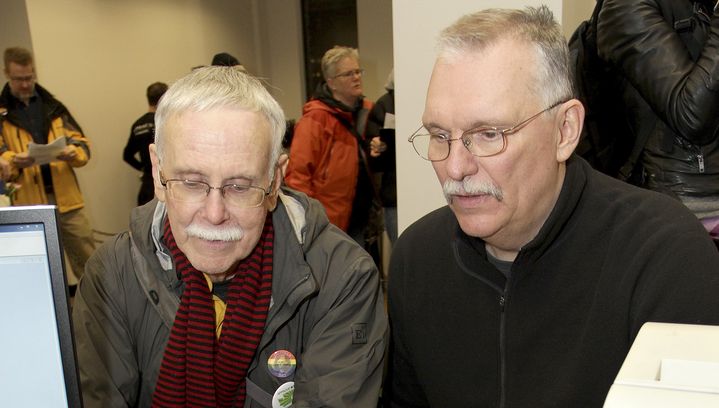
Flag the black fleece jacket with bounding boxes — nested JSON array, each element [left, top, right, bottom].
[[386, 156, 719, 407]]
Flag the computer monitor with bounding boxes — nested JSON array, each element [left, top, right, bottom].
[[0, 205, 83, 407]]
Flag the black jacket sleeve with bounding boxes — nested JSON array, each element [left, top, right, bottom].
[[597, 0, 719, 145]]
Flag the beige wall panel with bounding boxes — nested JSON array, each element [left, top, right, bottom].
[[24, 0, 257, 233]]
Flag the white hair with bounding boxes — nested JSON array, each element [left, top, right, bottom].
[[154, 66, 286, 179], [437, 6, 574, 107]]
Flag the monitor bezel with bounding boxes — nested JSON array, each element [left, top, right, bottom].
[[0, 205, 83, 408]]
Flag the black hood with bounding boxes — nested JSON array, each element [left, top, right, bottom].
[[312, 82, 363, 113]]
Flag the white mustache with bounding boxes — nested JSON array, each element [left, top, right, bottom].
[[442, 179, 504, 203], [185, 223, 244, 241]]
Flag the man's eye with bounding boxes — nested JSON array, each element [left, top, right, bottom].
[[182, 180, 207, 190], [429, 133, 450, 143], [226, 184, 251, 194], [471, 129, 502, 142]]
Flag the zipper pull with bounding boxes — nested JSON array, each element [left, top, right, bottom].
[[499, 295, 505, 312], [698, 154, 705, 173]]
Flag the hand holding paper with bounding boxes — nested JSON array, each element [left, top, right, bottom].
[[12, 152, 35, 168], [56, 146, 78, 162], [27, 137, 67, 165]]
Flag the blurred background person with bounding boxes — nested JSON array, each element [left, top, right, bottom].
[[0, 46, 95, 292], [123, 81, 168, 206], [595, 0, 719, 231], [285, 46, 379, 254], [211, 51, 246, 72], [368, 69, 397, 243]]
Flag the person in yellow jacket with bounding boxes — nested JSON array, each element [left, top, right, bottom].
[[0, 47, 95, 290]]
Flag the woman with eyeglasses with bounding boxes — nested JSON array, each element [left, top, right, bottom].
[[285, 46, 381, 257]]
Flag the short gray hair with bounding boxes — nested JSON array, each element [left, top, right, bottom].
[[154, 66, 286, 179], [437, 6, 574, 106], [321, 46, 359, 80]]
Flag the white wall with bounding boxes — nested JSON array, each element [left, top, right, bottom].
[[393, 0, 592, 234], [563, 0, 596, 38]]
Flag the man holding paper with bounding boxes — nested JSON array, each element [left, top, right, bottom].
[[0, 46, 95, 288]]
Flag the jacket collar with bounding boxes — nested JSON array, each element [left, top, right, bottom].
[[0, 82, 59, 110], [516, 155, 588, 264], [453, 155, 590, 276], [0, 82, 64, 132]]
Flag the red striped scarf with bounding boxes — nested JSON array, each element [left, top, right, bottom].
[[152, 215, 274, 407]]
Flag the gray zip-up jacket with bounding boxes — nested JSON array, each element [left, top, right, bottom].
[[72, 188, 388, 407]]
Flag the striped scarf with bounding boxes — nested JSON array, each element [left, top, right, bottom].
[[152, 215, 274, 407]]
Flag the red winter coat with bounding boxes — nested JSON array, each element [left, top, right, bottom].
[[285, 97, 373, 231]]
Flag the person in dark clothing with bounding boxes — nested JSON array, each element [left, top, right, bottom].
[[595, 0, 719, 227], [211, 52, 240, 67], [385, 7, 719, 407], [123, 81, 168, 206], [368, 69, 397, 243]]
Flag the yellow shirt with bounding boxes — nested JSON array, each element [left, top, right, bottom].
[[203, 274, 227, 339]]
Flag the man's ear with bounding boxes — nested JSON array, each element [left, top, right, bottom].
[[265, 153, 289, 211], [276, 153, 289, 186], [555, 99, 585, 162], [148, 144, 166, 202]]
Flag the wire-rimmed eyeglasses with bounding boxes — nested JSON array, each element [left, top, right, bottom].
[[333, 69, 364, 79], [159, 171, 273, 208], [408, 101, 566, 162]]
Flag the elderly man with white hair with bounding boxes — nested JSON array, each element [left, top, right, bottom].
[[73, 66, 387, 408]]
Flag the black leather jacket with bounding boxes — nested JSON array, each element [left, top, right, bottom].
[[597, 0, 719, 197]]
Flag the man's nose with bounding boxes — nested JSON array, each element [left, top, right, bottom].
[[203, 188, 230, 225], [444, 136, 479, 181]]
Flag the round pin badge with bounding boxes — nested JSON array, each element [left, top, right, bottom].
[[267, 349, 297, 378], [272, 381, 294, 408]]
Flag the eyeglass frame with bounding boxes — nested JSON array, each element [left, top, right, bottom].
[[333, 68, 364, 79], [8, 74, 36, 84], [408, 100, 567, 162], [158, 170, 275, 208]]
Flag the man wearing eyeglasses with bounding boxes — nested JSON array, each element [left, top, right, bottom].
[[72, 67, 387, 408], [384, 7, 719, 408], [0, 46, 95, 292]]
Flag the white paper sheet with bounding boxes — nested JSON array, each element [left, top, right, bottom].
[[27, 137, 67, 165]]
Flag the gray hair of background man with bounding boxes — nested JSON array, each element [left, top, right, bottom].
[[154, 66, 286, 180], [321, 46, 360, 80], [437, 6, 574, 107]]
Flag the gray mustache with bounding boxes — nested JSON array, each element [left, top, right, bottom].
[[442, 179, 504, 203]]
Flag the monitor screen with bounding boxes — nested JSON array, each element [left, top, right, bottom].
[[0, 205, 83, 407]]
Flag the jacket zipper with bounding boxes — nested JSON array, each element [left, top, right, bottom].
[[697, 154, 705, 173], [499, 284, 509, 408]]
